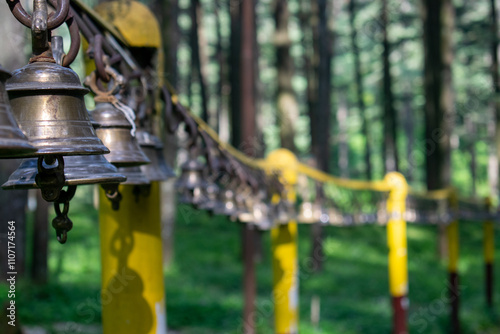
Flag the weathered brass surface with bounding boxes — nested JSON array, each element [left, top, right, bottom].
[[2, 154, 126, 189], [116, 166, 149, 185], [6, 62, 109, 155], [136, 130, 175, 181], [0, 65, 37, 157], [91, 102, 149, 167]]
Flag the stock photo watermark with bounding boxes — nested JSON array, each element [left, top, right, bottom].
[[5, 220, 17, 327]]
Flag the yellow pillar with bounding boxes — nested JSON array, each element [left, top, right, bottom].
[[484, 197, 494, 307], [99, 182, 167, 334], [385, 172, 408, 334], [447, 190, 459, 332], [267, 149, 299, 334]]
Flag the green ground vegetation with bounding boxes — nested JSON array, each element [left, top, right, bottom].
[[1, 190, 500, 333]]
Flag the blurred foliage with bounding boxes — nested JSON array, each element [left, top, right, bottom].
[[172, 0, 496, 199]]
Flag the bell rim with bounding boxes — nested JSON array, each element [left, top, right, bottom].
[[2, 174, 127, 190], [0, 141, 38, 158]]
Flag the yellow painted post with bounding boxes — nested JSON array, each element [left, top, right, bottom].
[[267, 149, 299, 334], [447, 190, 459, 333], [385, 172, 408, 334], [484, 196, 494, 307], [99, 182, 167, 334]]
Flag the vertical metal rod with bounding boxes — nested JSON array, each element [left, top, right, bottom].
[[385, 172, 408, 334], [447, 191, 460, 334], [268, 149, 299, 334], [240, 0, 256, 332], [242, 225, 256, 333], [484, 197, 494, 308], [98, 183, 166, 334]]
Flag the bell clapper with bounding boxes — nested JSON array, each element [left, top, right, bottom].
[[35, 155, 66, 201], [101, 183, 123, 211], [51, 185, 77, 244]]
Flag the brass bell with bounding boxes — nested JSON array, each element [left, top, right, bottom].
[[2, 154, 126, 190], [273, 198, 297, 224], [0, 65, 37, 158], [136, 130, 175, 181], [196, 180, 221, 212], [297, 201, 314, 223], [250, 190, 274, 230], [175, 152, 205, 205], [6, 62, 109, 156], [90, 102, 150, 167], [116, 166, 150, 185], [236, 185, 254, 222], [297, 202, 328, 224], [213, 187, 239, 217]]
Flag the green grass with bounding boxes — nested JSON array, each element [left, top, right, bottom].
[[2, 191, 500, 333]]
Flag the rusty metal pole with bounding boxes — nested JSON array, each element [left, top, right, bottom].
[[484, 196, 494, 307], [447, 191, 460, 333], [240, 0, 257, 332]]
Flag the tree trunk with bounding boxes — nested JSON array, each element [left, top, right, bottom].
[[403, 90, 414, 182], [382, 0, 399, 173], [153, 0, 180, 267], [155, 0, 179, 86], [229, 0, 242, 148], [274, 0, 298, 152], [189, 0, 209, 122], [337, 96, 350, 178], [349, 0, 372, 180], [491, 0, 500, 196], [240, 1, 257, 332], [422, 0, 455, 259], [214, 0, 224, 136]]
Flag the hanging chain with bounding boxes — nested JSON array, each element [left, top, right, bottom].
[[51, 185, 77, 244]]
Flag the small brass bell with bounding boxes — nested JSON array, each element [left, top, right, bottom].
[[116, 166, 150, 185], [196, 180, 221, 212], [175, 153, 205, 205], [6, 62, 109, 156], [213, 187, 239, 217], [297, 201, 325, 224], [90, 102, 150, 167], [236, 185, 254, 222], [136, 130, 175, 181], [2, 154, 126, 190], [327, 207, 343, 226], [0, 65, 37, 158], [273, 198, 297, 224]]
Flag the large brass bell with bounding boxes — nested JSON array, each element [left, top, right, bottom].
[[90, 102, 150, 167], [0, 65, 37, 158], [2, 155, 126, 190], [6, 62, 109, 156], [136, 130, 175, 181]]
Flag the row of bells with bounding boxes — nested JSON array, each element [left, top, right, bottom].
[[175, 153, 304, 230], [0, 59, 174, 195], [175, 154, 389, 228]]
